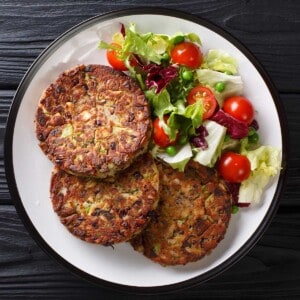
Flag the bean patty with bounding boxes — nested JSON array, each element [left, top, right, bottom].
[[130, 160, 232, 265], [36, 64, 152, 178], [50, 153, 159, 245]]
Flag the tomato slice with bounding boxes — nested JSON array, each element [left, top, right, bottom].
[[170, 41, 202, 69], [187, 86, 218, 120], [153, 116, 178, 148], [223, 96, 254, 125], [106, 43, 127, 71], [218, 152, 251, 183]]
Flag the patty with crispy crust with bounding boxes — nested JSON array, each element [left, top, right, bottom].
[[36, 64, 152, 178], [50, 153, 159, 245], [130, 160, 232, 265]]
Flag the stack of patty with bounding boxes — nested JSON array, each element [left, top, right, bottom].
[[35, 64, 232, 265], [35, 64, 158, 245]]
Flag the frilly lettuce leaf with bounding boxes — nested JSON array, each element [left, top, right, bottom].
[[193, 120, 227, 167], [242, 145, 281, 175], [238, 146, 281, 204], [145, 87, 174, 118], [201, 49, 238, 74], [145, 88, 203, 142], [157, 143, 193, 172], [196, 69, 243, 106], [122, 23, 163, 64]]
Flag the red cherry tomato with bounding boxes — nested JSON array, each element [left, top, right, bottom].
[[187, 86, 218, 120], [153, 116, 178, 148], [218, 152, 251, 183], [223, 96, 255, 125], [106, 43, 127, 71], [170, 41, 202, 69]]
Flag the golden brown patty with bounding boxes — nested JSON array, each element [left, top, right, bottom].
[[36, 64, 152, 178], [50, 153, 159, 245], [130, 160, 232, 265]]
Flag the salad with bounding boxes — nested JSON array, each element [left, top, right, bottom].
[[98, 23, 281, 211]]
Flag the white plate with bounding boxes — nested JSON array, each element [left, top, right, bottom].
[[5, 8, 287, 293]]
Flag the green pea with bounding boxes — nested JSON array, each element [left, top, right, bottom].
[[232, 205, 239, 214], [161, 52, 170, 62], [248, 132, 259, 144], [248, 127, 256, 136], [165, 145, 177, 156], [173, 35, 184, 44], [224, 70, 233, 75], [182, 70, 193, 81], [215, 81, 225, 92]]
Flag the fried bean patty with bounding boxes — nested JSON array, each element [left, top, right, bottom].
[[50, 154, 159, 245], [130, 160, 232, 265], [36, 64, 152, 178]]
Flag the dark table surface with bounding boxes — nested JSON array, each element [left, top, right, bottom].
[[1, 0, 299, 299]]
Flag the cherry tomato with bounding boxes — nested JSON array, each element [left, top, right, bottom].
[[106, 43, 127, 71], [218, 152, 251, 183], [153, 116, 178, 148], [187, 86, 218, 120], [170, 41, 202, 69], [223, 96, 255, 125]]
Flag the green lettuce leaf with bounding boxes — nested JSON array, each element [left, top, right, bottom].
[[144, 89, 178, 140], [201, 49, 238, 74], [193, 120, 227, 167], [122, 23, 163, 64], [196, 69, 243, 106], [185, 32, 202, 45], [146, 88, 203, 142], [157, 143, 193, 172], [145, 88, 174, 119], [238, 146, 281, 204], [181, 100, 203, 129], [242, 145, 281, 176]]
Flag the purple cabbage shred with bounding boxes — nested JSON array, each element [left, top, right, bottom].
[[225, 181, 250, 207], [211, 110, 249, 139], [143, 64, 178, 93], [191, 125, 209, 150], [250, 119, 259, 131], [225, 181, 240, 205], [120, 23, 126, 37]]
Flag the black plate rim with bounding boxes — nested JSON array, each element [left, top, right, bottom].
[[4, 7, 288, 295]]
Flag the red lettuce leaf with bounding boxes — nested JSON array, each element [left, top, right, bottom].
[[143, 64, 178, 93], [211, 110, 249, 139], [225, 181, 250, 208], [120, 23, 126, 37], [190, 125, 209, 150], [250, 119, 259, 131]]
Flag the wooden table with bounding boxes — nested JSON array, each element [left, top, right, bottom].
[[1, 1, 299, 299]]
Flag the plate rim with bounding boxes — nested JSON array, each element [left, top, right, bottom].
[[4, 7, 288, 294]]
